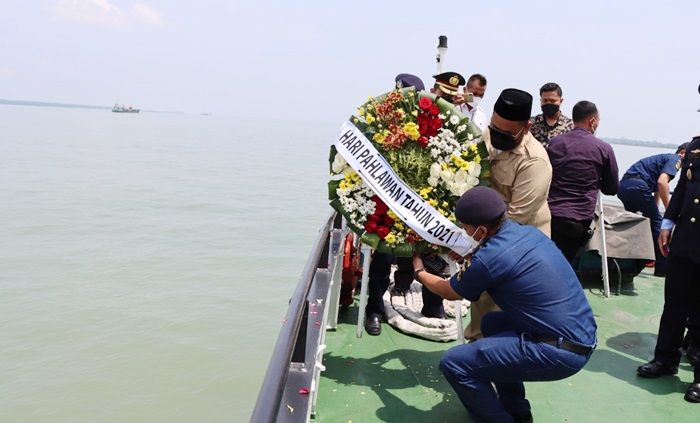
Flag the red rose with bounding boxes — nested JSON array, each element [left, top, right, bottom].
[[367, 214, 381, 223], [429, 117, 443, 130], [418, 97, 433, 110], [370, 195, 380, 202], [417, 136, 429, 148], [364, 221, 378, 233], [377, 226, 390, 239], [429, 105, 440, 116], [374, 202, 389, 215], [382, 215, 395, 226]]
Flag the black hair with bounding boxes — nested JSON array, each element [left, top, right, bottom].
[[539, 82, 562, 97], [483, 213, 506, 232], [467, 74, 487, 87], [572, 101, 598, 123]]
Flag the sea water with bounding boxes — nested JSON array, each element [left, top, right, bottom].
[[0, 105, 677, 422]]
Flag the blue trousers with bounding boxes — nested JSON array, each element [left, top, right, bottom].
[[617, 178, 665, 273], [439, 312, 593, 423]]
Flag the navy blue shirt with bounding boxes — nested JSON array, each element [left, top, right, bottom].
[[623, 153, 681, 192], [547, 128, 619, 221], [450, 220, 597, 345]]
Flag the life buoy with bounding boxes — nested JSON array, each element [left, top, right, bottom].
[[340, 233, 361, 308]]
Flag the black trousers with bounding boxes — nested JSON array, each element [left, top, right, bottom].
[[550, 216, 593, 263], [654, 253, 700, 380], [366, 252, 443, 317]]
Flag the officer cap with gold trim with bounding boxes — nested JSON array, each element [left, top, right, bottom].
[[432, 71, 465, 96]]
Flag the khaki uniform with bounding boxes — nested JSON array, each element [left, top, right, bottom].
[[464, 130, 553, 340]]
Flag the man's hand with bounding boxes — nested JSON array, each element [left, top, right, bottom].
[[452, 94, 466, 105], [658, 229, 672, 257], [412, 254, 424, 270], [447, 251, 468, 262]]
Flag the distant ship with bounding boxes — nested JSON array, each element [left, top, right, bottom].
[[112, 104, 140, 113]]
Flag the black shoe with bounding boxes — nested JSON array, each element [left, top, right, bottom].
[[365, 313, 382, 336], [636, 360, 678, 378], [687, 347, 700, 366], [685, 382, 700, 403], [653, 269, 667, 277], [510, 410, 533, 423]]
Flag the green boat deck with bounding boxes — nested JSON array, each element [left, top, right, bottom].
[[316, 269, 697, 422]]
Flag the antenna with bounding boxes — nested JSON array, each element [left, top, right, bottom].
[[436, 35, 448, 74]]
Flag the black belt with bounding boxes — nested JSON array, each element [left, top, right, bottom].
[[622, 174, 643, 180], [531, 334, 594, 356]]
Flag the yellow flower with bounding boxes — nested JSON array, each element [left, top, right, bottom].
[[394, 222, 404, 230], [357, 107, 365, 117], [384, 232, 397, 245], [373, 131, 387, 143], [402, 122, 420, 141], [475, 156, 481, 164], [429, 199, 438, 207], [442, 201, 449, 208], [387, 210, 397, 220], [366, 114, 376, 124], [441, 163, 448, 170], [470, 144, 478, 152]]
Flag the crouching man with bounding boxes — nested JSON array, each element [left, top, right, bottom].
[[412, 187, 597, 423]]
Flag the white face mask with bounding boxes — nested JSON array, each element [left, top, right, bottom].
[[467, 96, 483, 108], [464, 225, 486, 253]]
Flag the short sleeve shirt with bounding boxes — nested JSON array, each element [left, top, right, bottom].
[[623, 153, 681, 192], [449, 220, 597, 345], [529, 113, 574, 149]]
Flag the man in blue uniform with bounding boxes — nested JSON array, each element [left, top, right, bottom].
[[617, 144, 688, 276], [637, 135, 700, 403], [412, 187, 597, 422]]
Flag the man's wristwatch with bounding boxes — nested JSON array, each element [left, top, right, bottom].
[[413, 268, 426, 281]]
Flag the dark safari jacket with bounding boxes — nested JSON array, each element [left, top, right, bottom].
[[665, 136, 700, 263]]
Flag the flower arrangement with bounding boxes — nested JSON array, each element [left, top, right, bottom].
[[328, 87, 490, 256]]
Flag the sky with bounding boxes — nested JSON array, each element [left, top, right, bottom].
[[1, 0, 699, 143]]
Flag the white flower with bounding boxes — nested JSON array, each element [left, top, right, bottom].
[[427, 176, 439, 187], [332, 154, 347, 173], [454, 169, 468, 184], [430, 163, 442, 178], [467, 175, 480, 187], [440, 170, 453, 182], [438, 113, 446, 119], [456, 124, 466, 134], [449, 115, 460, 125], [468, 163, 481, 177], [467, 133, 474, 140], [450, 183, 465, 197]]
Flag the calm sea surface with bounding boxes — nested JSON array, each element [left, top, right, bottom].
[[0, 105, 676, 422]]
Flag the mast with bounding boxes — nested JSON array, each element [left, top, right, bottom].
[[436, 35, 447, 74]]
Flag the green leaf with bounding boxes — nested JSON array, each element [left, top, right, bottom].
[[361, 232, 380, 249], [328, 179, 341, 201]]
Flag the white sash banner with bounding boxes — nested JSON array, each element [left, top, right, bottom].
[[335, 121, 476, 255]]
